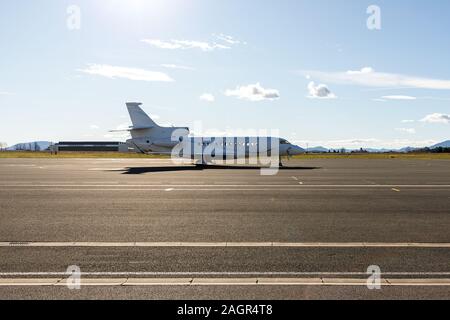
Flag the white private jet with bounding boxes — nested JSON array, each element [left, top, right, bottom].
[[121, 102, 304, 167]]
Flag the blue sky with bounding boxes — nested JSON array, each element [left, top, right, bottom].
[[1, 0, 449, 148]]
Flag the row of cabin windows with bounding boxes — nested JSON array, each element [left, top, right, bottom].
[[145, 139, 291, 146], [145, 140, 260, 146], [201, 141, 291, 146], [201, 142, 261, 147]]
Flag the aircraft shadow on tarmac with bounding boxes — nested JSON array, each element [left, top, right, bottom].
[[114, 165, 321, 175]]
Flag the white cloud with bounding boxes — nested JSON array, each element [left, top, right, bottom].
[[307, 81, 336, 99], [420, 113, 450, 124], [142, 39, 182, 50], [142, 39, 231, 51], [225, 83, 280, 101], [213, 33, 246, 45], [395, 128, 416, 134], [143, 34, 244, 52], [347, 67, 374, 75], [0, 91, 14, 95], [78, 64, 173, 82], [401, 120, 415, 123], [161, 64, 195, 71], [200, 93, 215, 103], [303, 67, 450, 90], [382, 95, 417, 100], [90, 125, 100, 130]]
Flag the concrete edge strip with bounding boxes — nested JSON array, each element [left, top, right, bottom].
[[0, 278, 450, 287], [2, 242, 450, 248], [2, 272, 450, 276], [1, 184, 450, 188]]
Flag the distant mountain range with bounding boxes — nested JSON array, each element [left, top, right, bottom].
[[306, 146, 329, 153], [6, 141, 52, 151], [430, 140, 450, 148], [306, 140, 450, 153]]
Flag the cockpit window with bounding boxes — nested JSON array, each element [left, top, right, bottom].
[[280, 139, 290, 145]]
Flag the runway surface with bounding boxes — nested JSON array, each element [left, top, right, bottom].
[[0, 157, 449, 299]]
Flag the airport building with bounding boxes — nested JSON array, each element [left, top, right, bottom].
[[54, 141, 130, 153]]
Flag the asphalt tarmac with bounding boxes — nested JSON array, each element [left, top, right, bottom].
[[0, 158, 449, 299]]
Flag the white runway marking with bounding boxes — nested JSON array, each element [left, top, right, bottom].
[[1, 272, 450, 276], [88, 168, 127, 171], [2, 242, 450, 248], [65, 159, 175, 162], [1, 164, 36, 167], [0, 277, 449, 287], [1, 184, 449, 188], [1, 184, 450, 193], [3, 187, 448, 192]]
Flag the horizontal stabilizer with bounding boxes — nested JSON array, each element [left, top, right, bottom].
[[108, 126, 154, 133]]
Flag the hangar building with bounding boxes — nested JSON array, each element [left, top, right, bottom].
[[54, 141, 130, 153]]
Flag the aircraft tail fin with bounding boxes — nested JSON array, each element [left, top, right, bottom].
[[126, 102, 158, 130]]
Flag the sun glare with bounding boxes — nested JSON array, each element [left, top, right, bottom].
[[104, 0, 168, 15], [91, 0, 183, 30]]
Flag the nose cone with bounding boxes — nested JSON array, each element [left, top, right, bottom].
[[289, 145, 305, 155]]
